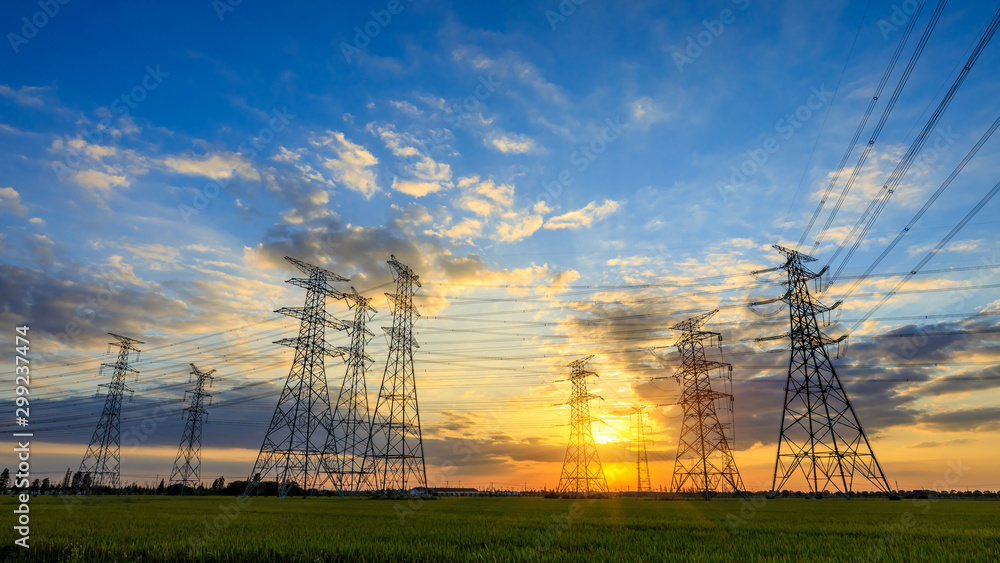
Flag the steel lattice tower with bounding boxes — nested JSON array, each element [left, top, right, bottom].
[[361, 255, 427, 494], [244, 256, 349, 498], [762, 244, 891, 497], [661, 310, 744, 499], [169, 363, 216, 493], [322, 288, 377, 496], [557, 356, 608, 495], [78, 333, 143, 492], [630, 406, 652, 494]]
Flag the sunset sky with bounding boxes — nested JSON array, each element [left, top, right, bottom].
[[2, 1, 999, 493]]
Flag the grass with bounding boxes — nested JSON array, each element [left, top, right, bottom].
[[1, 495, 998, 561]]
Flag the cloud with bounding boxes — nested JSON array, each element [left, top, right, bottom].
[[0, 187, 28, 216], [0, 262, 186, 352], [917, 407, 1000, 432], [456, 177, 514, 217], [162, 152, 259, 181], [435, 217, 483, 243], [0, 84, 47, 108], [629, 97, 669, 130], [496, 211, 543, 243], [544, 199, 621, 230], [389, 100, 422, 116], [370, 124, 453, 196], [392, 179, 447, 197], [72, 169, 129, 193], [314, 131, 380, 198], [485, 132, 536, 154]]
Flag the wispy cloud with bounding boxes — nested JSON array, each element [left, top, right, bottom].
[[544, 199, 621, 230], [314, 130, 381, 198]]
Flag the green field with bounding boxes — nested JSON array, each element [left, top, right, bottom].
[[1, 495, 998, 561]]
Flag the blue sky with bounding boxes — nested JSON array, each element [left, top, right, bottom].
[[2, 0, 1000, 491]]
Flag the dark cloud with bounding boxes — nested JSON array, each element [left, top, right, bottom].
[[917, 407, 1000, 432], [561, 293, 1000, 451], [0, 263, 190, 357], [921, 365, 1000, 396], [245, 214, 492, 291], [909, 439, 974, 449]]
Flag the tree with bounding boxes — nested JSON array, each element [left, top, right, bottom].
[[211, 476, 226, 490], [41, 478, 51, 491], [32, 478, 40, 490], [71, 471, 83, 491], [0, 468, 9, 490], [156, 479, 165, 495]]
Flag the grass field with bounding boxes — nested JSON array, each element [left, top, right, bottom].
[[1, 495, 998, 561]]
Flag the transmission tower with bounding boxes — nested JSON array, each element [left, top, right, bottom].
[[657, 310, 744, 499], [244, 256, 349, 499], [322, 287, 377, 496], [630, 406, 652, 494], [557, 356, 608, 495], [78, 333, 143, 492], [361, 255, 427, 494], [169, 363, 216, 494], [755, 244, 891, 497]]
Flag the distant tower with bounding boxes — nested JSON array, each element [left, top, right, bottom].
[[361, 256, 427, 494], [78, 333, 144, 492], [557, 356, 608, 495], [323, 288, 377, 496], [660, 310, 744, 499], [756, 245, 891, 497], [244, 257, 349, 499], [631, 406, 652, 494], [169, 363, 216, 493]]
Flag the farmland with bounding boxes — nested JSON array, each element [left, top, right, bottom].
[[1, 496, 998, 561]]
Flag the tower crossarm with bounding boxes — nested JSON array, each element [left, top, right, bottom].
[[671, 329, 721, 347], [669, 309, 719, 333], [387, 254, 422, 287], [275, 307, 350, 330], [273, 337, 349, 357]]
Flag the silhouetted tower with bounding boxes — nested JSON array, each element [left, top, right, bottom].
[[755, 244, 891, 497], [557, 356, 608, 495], [78, 333, 143, 492], [323, 287, 377, 496], [658, 310, 744, 499], [630, 406, 652, 494], [169, 363, 216, 493], [244, 257, 349, 499], [361, 256, 427, 494]]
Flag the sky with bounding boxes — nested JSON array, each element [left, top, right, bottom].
[[1, 0, 1000, 493]]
